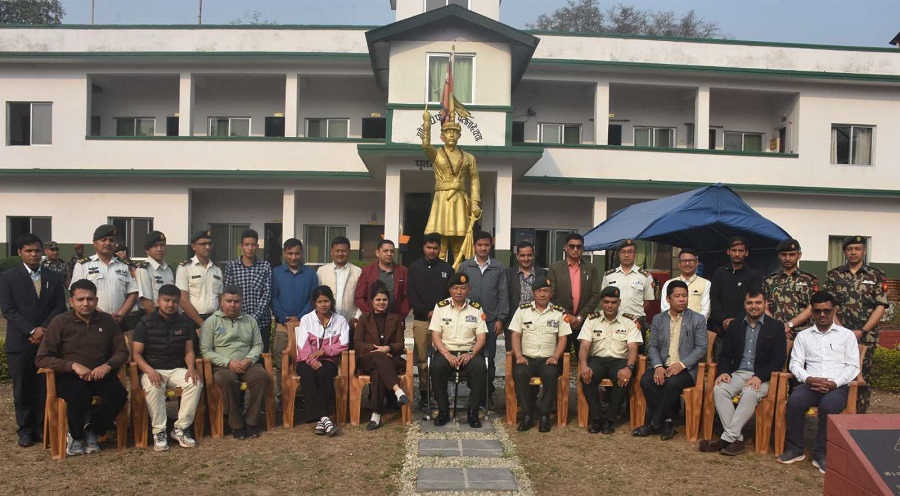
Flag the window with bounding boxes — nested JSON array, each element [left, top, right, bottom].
[[265, 116, 285, 137], [7, 217, 51, 255], [831, 125, 873, 166], [208, 117, 250, 137], [305, 118, 349, 139], [633, 127, 674, 148], [361, 118, 386, 139], [539, 124, 581, 145], [7, 102, 51, 146], [425, 0, 467, 11], [427, 54, 474, 105], [709, 129, 717, 150], [827, 235, 869, 270], [115, 117, 155, 137], [166, 116, 179, 137], [512, 121, 525, 143], [209, 223, 250, 263], [724, 131, 764, 152], [109, 217, 153, 254], [305, 225, 347, 264], [608, 124, 623, 146]]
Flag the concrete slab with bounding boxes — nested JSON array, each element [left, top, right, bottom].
[[416, 468, 517, 492], [419, 419, 496, 433]]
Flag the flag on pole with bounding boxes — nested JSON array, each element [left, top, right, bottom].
[[439, 47, 471, 125]]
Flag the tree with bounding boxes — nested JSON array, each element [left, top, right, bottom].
[[230, 10, 278, 26], [528, 0, 723, 39], [0, 0, 65, 24]]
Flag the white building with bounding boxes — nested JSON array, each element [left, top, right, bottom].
[[1, 0, 899, 280]]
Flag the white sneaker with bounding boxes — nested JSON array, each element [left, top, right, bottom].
[[170, 428, 196, 448], [66, 432, 85, 456], [153, 431, 169, 451], [84, 430, 101, 454]]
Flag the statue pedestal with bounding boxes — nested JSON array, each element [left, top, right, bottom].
[[825, 414, 900, 495]]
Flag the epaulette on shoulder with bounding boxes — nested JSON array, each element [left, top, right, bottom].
[[604, 268, 616, 275], [469, 300, 482, 309], [587, 312, 601, 320], [638, 267, 650, 276], [519, 302, 531, 309], [136, 261, 150, 269], [869, 265, 886, 276], [179, 259, 191, 267], [77, 257, 90, 264], [765, 271, 780, 278], [437, 299, 450, 307], [551, 304, 566, 313]]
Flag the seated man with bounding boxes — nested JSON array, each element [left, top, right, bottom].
[[132, 284, 203, 451], [508, 277, 571, 433], [35, 279, 129, 456], [776, 291, 859, 474], [634, 280, 707, 440], [200, 285, 271, 439], [429, 273, 488, 428], [701, 288, 785, 455], [579, 286, 642, 434]]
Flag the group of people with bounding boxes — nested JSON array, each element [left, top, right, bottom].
[[0, 225, 888, 475]]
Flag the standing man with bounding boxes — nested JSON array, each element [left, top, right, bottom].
[[702, 289, 785, 456], [762, 238, 818, 339], [825, 236, 888, 414], [41, 241, 69, 286], [601, 239, 656, 338], [578, 286, 642, 434], [70, 224, 138, 331], [458, 231, 509, 402], [272, 238, 318, 407], [549, 233, 601, 360], [131, 284, 202, 451], [0, 234, 67, 447], [407, 232, 454, 412], [509, 277, 571, 433], [776, 291, 859, 474], [67, 243, 85, 285], [710, 236, 762, 335], [134, 230, 175, 315], [224, 229, 273, 352], [354, 239, 410, 321], [505, 241, 547, 341], [35, 279, 129, 456], [317, 236, 362, 327], [661, 248, 710, 318], [176, 230, 224, 330], [633, 281, 707, 440]]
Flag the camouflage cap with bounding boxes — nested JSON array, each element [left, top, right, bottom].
[[617, 239, 636, 251], [45, 241, 59, 249]]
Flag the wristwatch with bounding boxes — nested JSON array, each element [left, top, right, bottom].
[[626, 364, 635, 371], [787, 321, 794, 329]]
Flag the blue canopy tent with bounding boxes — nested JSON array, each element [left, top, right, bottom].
[[583, 183, 791, 253]]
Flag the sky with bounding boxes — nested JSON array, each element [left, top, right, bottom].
[[57, 0, 900, 48]]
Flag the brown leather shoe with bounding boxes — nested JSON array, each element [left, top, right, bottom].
[[698, 438, 727, 453], [720, 439, 746, 456]]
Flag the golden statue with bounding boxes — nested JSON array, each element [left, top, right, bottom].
[[421, 110, 481, 267]]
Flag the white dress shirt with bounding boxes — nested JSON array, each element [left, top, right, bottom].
[[789, 323, 860, 387]]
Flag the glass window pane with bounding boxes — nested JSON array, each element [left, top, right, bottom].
[[563, 125, 580, 144], [454, 56, 473, 104], [832, 126, 850, 164], [31, 218, 52, 243], [31, 103, 52, 144], [634, 128, 650, 147], [8, 103, 30, 145], [328, 119, 348, 138], [723, 132, 742, 151], [136, 118, 155, 137], [425, 0, 444, 11], [133, 219, 152, 248], [307, 119, 323, 138], [744, 133, 763, 152], [655, 128, 673, 148], [325, 226, 346, 263], [541, 124, 561, 144], [552, 230, 572, 263], [851, 126, 872, 165], [209, 118, 228, 137], [230, 225, 249, 260], [428, 56, 449, 103], [116, 118, 136, 137], [209, 225, 229, 263], [230, 118, 250, 137], [306, 226, 326, 264]]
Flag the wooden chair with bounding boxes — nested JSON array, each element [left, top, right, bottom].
[[348, 349, 414, 426], [280, 321, 349, 428], [202, 353, 275, 438], [40, 367, 129, 460], [699, 332, 779, 453], [576, 365, 643, 429], [772, 342, 865, 455], [129, 359, 206, 448], [505, 351, 571, 427]]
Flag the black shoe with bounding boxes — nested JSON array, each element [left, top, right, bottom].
[[397, 393, 409, 406], [660, 420, 676, 441], [517, 413, 534, 432], [434, 411, 451, 427], [600, 420, 615, 435], [467, 409, 482, 428], [232, 427, 247, 439], [17, 433, 34, 448], [588, 421, 603, 434], [632, 423, 659, 437], [366, 420, 382, 431], [720, 439, 745, 456], [698, 438, 727, 453], [246, 424, 260, 439], [538, 415, 551, 433]]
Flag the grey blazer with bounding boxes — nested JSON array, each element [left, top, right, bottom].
[[647, 308, 708, 380]]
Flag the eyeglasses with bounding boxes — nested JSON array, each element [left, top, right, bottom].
[[566, 244, 584, 250], [46, 248, 59, 251], [679, 259, 698, 264], [195, 242, 213, 247], [812, 308, 833, 315]]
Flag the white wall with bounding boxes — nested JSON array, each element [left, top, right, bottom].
[[189, 189, 282, 247], [193, 75, 285, 136], [609, 84, 695, 147], [295, 190, 385, 250], [297, 75, 386, 138], [90, 75, 179, 136], [511, 194, 594, 231], [512, 81, 595, 143], [709, 89, 796, 151]]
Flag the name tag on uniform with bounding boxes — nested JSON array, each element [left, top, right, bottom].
[[465, 315, 477, 323], [615, 328, 627, 334], [593, 330, 603, 336], [213, 275, 222, 281], [796, 281, 808, 286], [442, 318, 452, 325], [631, 280, 643, 288], [548, 320, 558, 328], [88, 267, 100, 274], [608, 281, 617, 286], [115, 269, 128, 276], [154, 276, 164, 283], [862, 280, 876, 285], [191, 275, 201, 279]]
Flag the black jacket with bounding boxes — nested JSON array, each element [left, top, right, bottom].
[[407, 257, 454, 321], [0, 264, 67, 353], [709, 265, 762, 331], [504, 265, 547, 326], [716, 313, 786, 382], [132, 310, 195, 370]]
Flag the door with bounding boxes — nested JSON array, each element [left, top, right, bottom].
[[708, 129, 717, 150], [362, 118, 386, 139], [264, 223, 283, 267], [512, 121, 525, 143], [166, 116, 179, 136], [265, 117, 285, 137], [608, 124, 623, 146], [402, 193, 432, 266], [778, 126, 787, 153], [359, 225, 384, 264]]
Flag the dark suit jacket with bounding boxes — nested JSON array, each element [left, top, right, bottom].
[[354, 312, 405, 372], [504, 265, 547, 326], [716, 314, 786, 382], [648, 309, 708, 381], [548, 258, 601, 320], [354, 263, 410, 319], [0, 264, 67, 353]]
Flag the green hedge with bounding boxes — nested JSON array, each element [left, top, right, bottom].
[[0, 257, 20, 273], [871, 345, 900, 392]]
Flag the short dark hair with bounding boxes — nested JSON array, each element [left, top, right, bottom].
[[678, 248, 698, 259], [331, 236, 351, 249], [473, 231, 492, 244], [516, 241, 534, 252], [370, 280, 390, 301], [666, 280, 688, 297], [377, 239, 395, 250], [423, 232, 442, 245], [743, 287, 766, 301], [116, 245, 129, 256], [158, 284, 181, 299], [810, 291, 837, 306], [311, 285, 336, 311], [565, 232, 584, 244], [240, 229, 259, 242], [70, 279, 97, 295], [16, 233, 43, 251], [283, 238, 303, 251], [222, 285, 243, 298]]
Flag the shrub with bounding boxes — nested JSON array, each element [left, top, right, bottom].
[[0, 338, 8, 382], [0, 257, 21, 273], [871, 345, 900, 392]]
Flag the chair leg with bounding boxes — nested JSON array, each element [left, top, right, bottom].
[[195, 393, 206, 439], [557, 375, 569, 427], [265, 383, 276, 431], [773, 376, 788, 456], [505, 372, 517, 426], [116, 409, 128, 450], [576, 382, 588, 428], [350, 379, 362, 427], [283, 381, 297, 428], [132, 391, 148, 448], [53, 399, 67, 460]]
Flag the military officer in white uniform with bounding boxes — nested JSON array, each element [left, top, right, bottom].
[[135, 230, 175, 315], [176, 230, 224, 329], [70, 224, 138, 331], [601, 239, 656, 333]]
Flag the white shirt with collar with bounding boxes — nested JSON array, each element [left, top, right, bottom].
[[135, 257, 175, 304], [475, 256, 491, 275], [70, 254, 138, 314], [660, 273, 711, 317], [789, 323, 860, 387], [175, 255, 223, 315]]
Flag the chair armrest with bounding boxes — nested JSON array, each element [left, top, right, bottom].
[[202, 358, 214, 386], [261, 353, 273, 375], [349, 350, 357, 377], [129, 362, 140, 391]]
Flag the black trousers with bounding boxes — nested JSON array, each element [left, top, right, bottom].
[[7, 351, 45, 437], [786, 384, 848, 457], [55, 372, 127, 441], [639, 365, 694, 427], [583, 356, 629, 423], [359, 353, 404, 413], [431, 351, 486, 412], [296, 360, 339, 422], [512, 356, 561, 416]]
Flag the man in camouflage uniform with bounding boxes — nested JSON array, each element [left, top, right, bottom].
[[825, 236, 889, 414], [762, 238, 818, 340], [41, 241, 69, 286]]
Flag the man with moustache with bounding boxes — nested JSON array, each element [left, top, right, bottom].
[[70, 224, 138, 331]]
